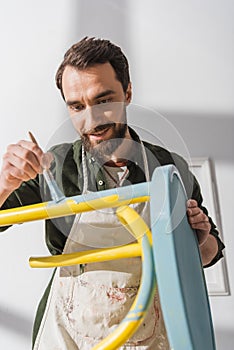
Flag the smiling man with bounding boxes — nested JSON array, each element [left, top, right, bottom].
[[0, 37, 225, 349], [63, 63, 132, 163]]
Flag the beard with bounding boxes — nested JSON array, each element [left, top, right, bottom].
[[81, 123, 127, 161]]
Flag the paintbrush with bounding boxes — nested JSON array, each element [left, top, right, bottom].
[[28, 131, 65, 203]]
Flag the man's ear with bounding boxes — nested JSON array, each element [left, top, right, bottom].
[[125, 82, 132, 105]]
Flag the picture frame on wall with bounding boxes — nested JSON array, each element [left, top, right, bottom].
[[188, 158, 230, 296]]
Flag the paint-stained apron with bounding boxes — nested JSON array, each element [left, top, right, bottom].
[[33, 145, 169, 350]]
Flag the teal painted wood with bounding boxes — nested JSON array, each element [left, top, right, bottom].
[[70, 182, 150, 204], [150, 165, 216, 350]]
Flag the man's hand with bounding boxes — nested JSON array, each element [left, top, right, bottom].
[[187, 199, 211, 246], [0, 140, 44, 200]]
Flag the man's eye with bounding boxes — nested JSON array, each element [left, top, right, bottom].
[[70, 105, 85, 112], [98, 98, 112, 104]]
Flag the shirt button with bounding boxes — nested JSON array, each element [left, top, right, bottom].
[[89, 157, 95, 164], [98, 180, 104, 186]]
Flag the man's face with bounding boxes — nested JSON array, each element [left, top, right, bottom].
[[62, 63, 132, 158]]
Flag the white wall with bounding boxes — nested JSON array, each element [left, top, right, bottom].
[[0, 1, 233, 349]]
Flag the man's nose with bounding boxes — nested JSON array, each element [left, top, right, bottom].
[[84, 105, 105, 131]]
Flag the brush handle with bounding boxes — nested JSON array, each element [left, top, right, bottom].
[[28, 131, 65, 202], [42, 169, 65, 202]]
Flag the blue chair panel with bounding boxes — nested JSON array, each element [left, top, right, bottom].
[[150, 165, 216, 350]]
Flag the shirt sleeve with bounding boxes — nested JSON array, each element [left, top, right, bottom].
[[0, 177, 42, 232]]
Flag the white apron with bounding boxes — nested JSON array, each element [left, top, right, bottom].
[[33, 144, 169, 350]]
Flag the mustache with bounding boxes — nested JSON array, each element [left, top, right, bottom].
[[83, 123, 115, 135]]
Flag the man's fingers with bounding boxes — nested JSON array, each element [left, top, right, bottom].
[[3, 152, 40, 178], [189, 221, 211, 231], [187, 199, 198, 208], [17, 139, 43, 161], [6, 142, 43, 173], [186, 198, 211, 245], [0, 139, 45, 193], [41, 152, 54, 169], [7, 164, 32, 182], [0, 164, 30, 192], [187, 206, 200, 216], [188, 210, 209, 223]]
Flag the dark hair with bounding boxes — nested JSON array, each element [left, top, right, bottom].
[[56, 37, 130, 99]]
